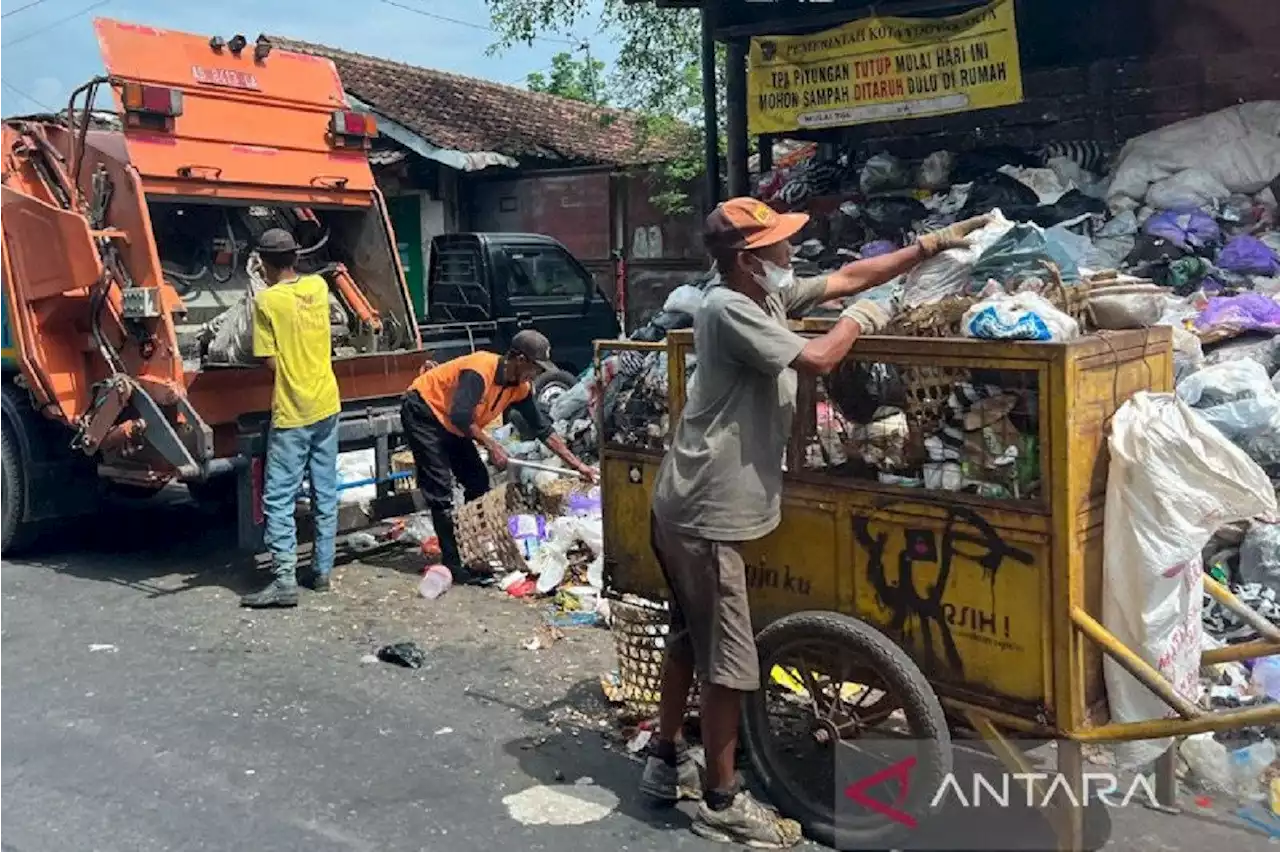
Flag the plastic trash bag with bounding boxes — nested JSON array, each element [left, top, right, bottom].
[[1203, 334, 1280, 373], [1143, 208, 1221, 252], [662, 284, 706, 319], [1176, 359, 1280, 465], [859, 152, 910, 195], [960, 172, 1039, 218], [1217, 235, 1280, 275], [1145, 168, 1231, 210], [1239, 522, 1280, 593], [970, 222, 1082, 285], [549, 377, 592, 423], [901, 210, 1015, 307], [917, 150, 954, 191], [1180, 733, 1235, 793], [962, 290, 1079, 341], [1195, 293, 1280, 337], [1107, 103, 1280, 209], [860, 239, 898, 259], [998, 165, 1072, 204], [1102, 393, 1277, 769]]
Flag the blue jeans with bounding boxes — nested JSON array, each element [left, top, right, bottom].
[[262, 415, 338, 584]]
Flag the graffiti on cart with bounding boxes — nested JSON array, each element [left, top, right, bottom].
[[852, 504, 1033, 674]]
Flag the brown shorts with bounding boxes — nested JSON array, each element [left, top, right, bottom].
[[650, 513, 760, 691]]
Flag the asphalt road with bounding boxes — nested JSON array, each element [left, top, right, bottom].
[[1, 498, 1273, 851]]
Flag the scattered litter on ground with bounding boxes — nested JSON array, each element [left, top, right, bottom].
[[375, 641, 426, 669], [88, 643, 118, 653]]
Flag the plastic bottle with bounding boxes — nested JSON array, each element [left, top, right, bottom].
[[1251, 655, 1280, 701], [418, 564, 452, 600]]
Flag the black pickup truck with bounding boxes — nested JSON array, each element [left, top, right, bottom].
[[420, 233, 620, 411]]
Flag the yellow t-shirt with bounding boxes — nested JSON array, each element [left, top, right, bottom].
[[252, 274, 341, 429]]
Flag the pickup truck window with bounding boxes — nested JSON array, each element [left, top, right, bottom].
[[506, 247, 589, 299], [429, 242, 491, 322]]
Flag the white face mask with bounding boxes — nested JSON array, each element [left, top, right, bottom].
[[752, 258, 796, 295]]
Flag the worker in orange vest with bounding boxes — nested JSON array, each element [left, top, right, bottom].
[[401, 330, 598, 584]]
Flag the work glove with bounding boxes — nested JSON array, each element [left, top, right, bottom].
[[840, 299, 893, 335], [917, 214, 992, 257]]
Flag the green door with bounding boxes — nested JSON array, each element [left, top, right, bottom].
[[386, 195, 425, 317]]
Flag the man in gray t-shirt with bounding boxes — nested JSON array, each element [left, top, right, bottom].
[[640, 196, 988, 847]]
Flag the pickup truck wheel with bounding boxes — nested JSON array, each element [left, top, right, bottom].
[[534, 369, 577, 417]]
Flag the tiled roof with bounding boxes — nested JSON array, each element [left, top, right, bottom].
[[271, 37, 668, 168]]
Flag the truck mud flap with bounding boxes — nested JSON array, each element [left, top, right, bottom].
[[235, 403, 411, 552]]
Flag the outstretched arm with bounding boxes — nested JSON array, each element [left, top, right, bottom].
[[817, 214, 993, 302]]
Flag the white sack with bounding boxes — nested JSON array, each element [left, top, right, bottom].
[[1107, 102, 1280, 210], [1102, 393, 1277, 768], [901, 209, 1015, 307], [1145, 168, 1230, 210]]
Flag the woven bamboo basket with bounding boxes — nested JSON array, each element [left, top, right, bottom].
[[610, 597, 700, 719], [455, 483, 532, 574]]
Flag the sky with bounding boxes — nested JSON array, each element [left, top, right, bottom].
[[0, 0, 619, 116]]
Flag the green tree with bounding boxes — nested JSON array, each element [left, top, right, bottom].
[[526, 51, 607, 104], [487, 0, 722, 214]]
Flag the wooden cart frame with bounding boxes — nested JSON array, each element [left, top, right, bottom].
[[597, 326, 1280, 850]]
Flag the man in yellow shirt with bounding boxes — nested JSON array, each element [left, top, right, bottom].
[[242, 229, 342, 608]]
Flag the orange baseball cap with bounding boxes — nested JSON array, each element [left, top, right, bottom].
[[703, 197, 809, 252]]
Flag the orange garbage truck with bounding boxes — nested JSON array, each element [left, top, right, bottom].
[[1, 18, 429, 552]]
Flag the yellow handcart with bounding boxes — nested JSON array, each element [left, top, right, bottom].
[[597, 324, 1280, 850]]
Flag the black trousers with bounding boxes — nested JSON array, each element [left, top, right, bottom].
[[400, 391, 490, 572]]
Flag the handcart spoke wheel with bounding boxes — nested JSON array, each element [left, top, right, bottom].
[[742, 611, 952, 849]]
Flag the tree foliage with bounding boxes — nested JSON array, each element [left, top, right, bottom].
[[485, 0, 722, 215], [525, 51, 607, 104]]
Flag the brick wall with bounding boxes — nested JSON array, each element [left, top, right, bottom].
[[840, 0, 1280, 158]]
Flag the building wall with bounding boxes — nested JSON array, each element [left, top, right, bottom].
[[835, 0, 1280, 157]]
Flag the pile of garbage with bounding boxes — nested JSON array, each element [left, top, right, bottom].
[[546, 274, 713, 456], [752, 102, 1280, 351]]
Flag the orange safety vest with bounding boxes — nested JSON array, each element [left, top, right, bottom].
[[409, 351, 532, 437]]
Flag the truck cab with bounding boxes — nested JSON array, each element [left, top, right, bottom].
[[421, 232, 621, 407]]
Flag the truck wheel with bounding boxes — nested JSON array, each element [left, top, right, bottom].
[[741, 610, 952, 849], [1, 404, 36, 554], [533, 369, 577, 417]]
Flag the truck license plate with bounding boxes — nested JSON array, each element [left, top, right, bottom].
[[191, 66, 260, 90]]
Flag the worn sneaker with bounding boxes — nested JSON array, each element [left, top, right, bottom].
[[640, 754, 703, 803], [240, 580, 299, 608], [691, 790, 802, 848], [311, 574, 331, 593]]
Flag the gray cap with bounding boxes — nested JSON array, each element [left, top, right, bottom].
[[257, 228, 300, 253], [510, 329, 556, 373]]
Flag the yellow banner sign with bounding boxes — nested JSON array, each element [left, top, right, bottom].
[[747, 1, 1023, 135]]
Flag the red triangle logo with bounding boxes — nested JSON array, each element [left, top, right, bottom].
[[843, 755, 918, 829]]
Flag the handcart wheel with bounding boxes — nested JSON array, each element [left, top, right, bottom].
[[742, 610, 952, 849]]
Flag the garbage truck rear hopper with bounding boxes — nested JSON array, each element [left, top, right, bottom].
[[1, 18, 430, 552]]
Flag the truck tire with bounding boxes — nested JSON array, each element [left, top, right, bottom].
[[533, 368, 578, 416], [506, 368, 579, 436], [1, 393, 37, 554]]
